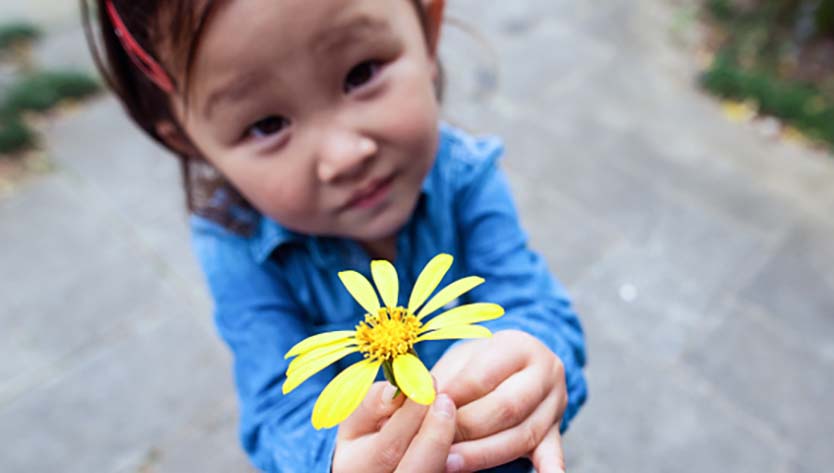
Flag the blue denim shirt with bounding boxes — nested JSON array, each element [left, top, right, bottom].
[[191, 124, 587, 473]]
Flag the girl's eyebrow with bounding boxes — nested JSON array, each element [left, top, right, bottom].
[[203, 69, 272, 120], [311, 15, 391, 56], [201, 15, 390, 120]]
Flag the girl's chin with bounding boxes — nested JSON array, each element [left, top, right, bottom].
[[347, 200, 413, 241]]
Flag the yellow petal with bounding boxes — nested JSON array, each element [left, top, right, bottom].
[[338, 270, 381, 315], [416, 324, 492, 342], [312, 359, 380, 429], [392, 353, 435, 405], [420, 303, 504, 332], [371, 260, 399, 308], [407, 254, 453, 314], [416, 276, 484, 320], [284, 330, 356, 359], [287, 340, 358, 376], [283, 346, 360, 394]]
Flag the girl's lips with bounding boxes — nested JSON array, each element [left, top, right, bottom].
[[347, 175, 395, 210]]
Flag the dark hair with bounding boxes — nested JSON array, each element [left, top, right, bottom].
[[80, 0, 439, 234]]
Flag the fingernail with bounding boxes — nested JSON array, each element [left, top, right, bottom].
[[445, 453, 463, 472], [358, 137, 375, 154], [433, 394, 454, 418], [382, 383, 398, 403]]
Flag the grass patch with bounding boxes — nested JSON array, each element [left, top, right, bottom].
[[0, 22, 41, 52], [701, 53, 834, 147], [0, 113, 36, 154], [1, 70, 100, 116], [701, 1, 834, 150], [0, 23, 101, 156], [0, 71, 100, 155]]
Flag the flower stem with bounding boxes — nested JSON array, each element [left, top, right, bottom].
[[381, 360, 402, 399]]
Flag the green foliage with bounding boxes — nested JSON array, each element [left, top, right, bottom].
[[0, 22, 100, 156], [701, 1, 834, 150], [815, 0, 834, 35], [0, 22, 41, 51], [1, 71, 100, 116], [0, 113, 35, 154], [0, 71, 100, 156], [701, 53, 834, 147], [707, 0, 834, 43], [706, 0, 735, 22]]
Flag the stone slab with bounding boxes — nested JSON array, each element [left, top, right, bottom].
[[0, 173, 169, 403], [739, 219, 834, 361], [682, 298, 834, 470], [564, 329, 789, 473], [0, 314, 245, 473]]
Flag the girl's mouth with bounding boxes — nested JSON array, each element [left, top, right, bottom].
[[346, 175, 395, 210]]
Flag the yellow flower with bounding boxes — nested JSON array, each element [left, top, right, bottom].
[[282, 253, 504, 429]]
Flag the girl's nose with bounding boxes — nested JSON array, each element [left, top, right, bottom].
[[316, 130, 378, 183]]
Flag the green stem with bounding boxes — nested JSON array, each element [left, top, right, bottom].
[[381, 360, 402, 399]]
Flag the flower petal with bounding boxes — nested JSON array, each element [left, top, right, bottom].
[[283, 346, 360, 394], [416, 324, 492, 342], [420, 303, 505, 332], [392, 353, 435, 405], [284, 330, 356, 359], [416, 276, 484, 320], [312, 359, 380, 429], [371, 260, 399, 308], [287, 340, 358, 376], [407, 253, 453, 314], [338, 270, 381, 315]]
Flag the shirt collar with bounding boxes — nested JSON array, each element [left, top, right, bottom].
[[249, 217, 303, 264], [249, 193, 431, 268]]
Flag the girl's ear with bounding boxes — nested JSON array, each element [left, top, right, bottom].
[[423, 0, 445, 56], [155, 120, 199, 157]]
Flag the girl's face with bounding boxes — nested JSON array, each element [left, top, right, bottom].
[[174, 0, 442, 246]]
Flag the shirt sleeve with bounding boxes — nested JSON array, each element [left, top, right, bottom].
[[452, 150, 588, 432], [191, 219, 338, 473]]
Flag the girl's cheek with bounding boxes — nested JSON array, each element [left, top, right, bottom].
[[383, 78, 438, 141], [269, 179, 313, 214]]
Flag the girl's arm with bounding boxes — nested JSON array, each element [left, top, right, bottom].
[[425, 141, 587, 471], [191, 219, 338, 472], [452, 147, 588, 432]]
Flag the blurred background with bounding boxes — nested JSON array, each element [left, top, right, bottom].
[[2, 0, 833, 472]]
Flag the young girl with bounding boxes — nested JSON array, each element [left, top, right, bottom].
[[82, 0, 587, 471]]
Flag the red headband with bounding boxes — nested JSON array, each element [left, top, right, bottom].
[[105, 0, 176, 93]]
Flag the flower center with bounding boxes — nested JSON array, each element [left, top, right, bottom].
[[355, 307, 422, 362]]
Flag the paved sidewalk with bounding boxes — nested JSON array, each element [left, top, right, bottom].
[[2, 1, 833, 472]]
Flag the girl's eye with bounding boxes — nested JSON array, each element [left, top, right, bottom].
[[245, 115, 290, 139], [344, 60, 381, 93]]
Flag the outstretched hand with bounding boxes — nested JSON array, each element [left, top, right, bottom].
[[431, 330, 568, 472], [333, 381, 457, 473]]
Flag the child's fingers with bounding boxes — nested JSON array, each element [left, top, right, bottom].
[[446, 391, 559, 472], [395, 394, 457, 473], [453, 364, 549, 442], [369, 397, 432, 471], [339, 382, 405, 439], [529, 424, 566, 473], [434, 342, 527, 409]]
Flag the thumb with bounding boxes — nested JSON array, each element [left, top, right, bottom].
[[338, 381, 405, 439], [530, 424, 566, 473]]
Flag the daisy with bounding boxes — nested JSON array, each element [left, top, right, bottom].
[[282, 253, 505, 429]]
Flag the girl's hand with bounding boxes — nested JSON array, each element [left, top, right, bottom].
[[333, 381, 458, 473], [431, 330, 568, 473]]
